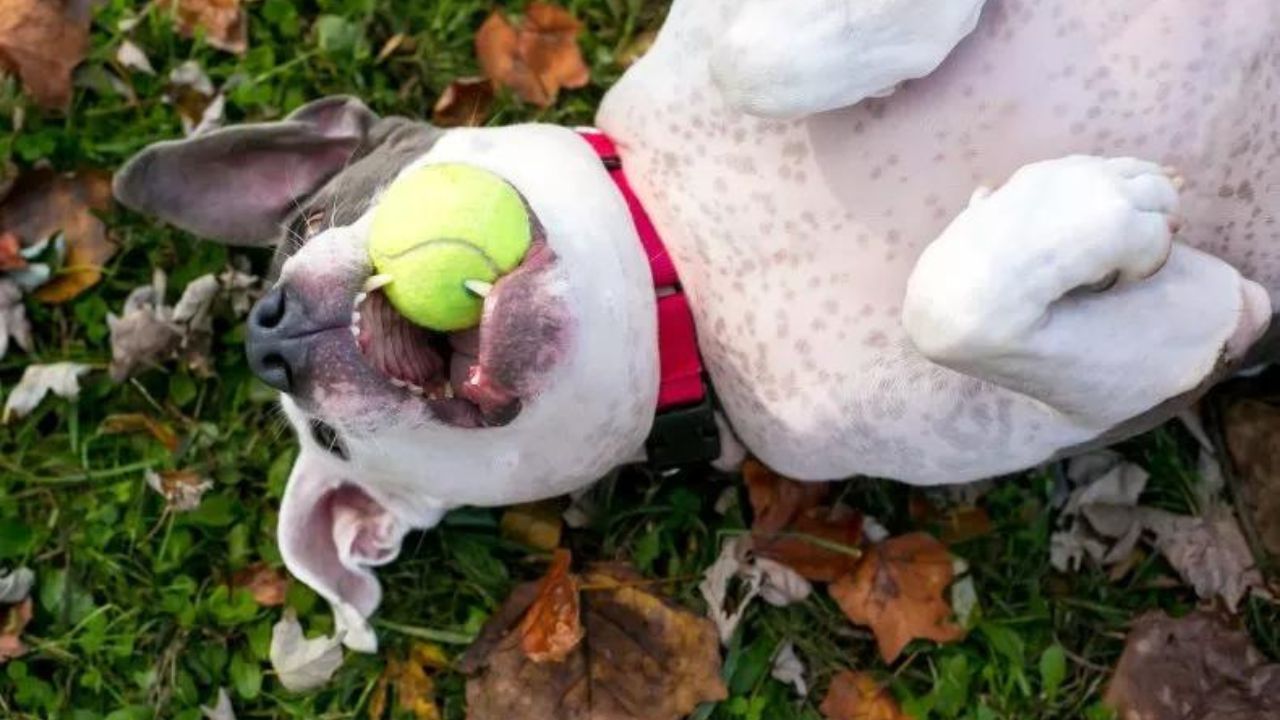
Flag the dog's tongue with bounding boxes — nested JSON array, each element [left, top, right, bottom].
[[359, 291, 445, 390]]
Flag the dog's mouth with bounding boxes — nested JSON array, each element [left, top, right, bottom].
[[351, 236, 563, 428]]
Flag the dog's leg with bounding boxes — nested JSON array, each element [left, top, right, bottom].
[[903, 156, 1272, 432], [709, 0, 987, 119]]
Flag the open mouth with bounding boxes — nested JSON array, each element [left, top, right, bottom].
[[351, 236, 557, 428]]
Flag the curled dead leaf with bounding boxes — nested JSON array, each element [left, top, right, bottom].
[[372, 642, 448, 720], [475, 2, 590, 107], [745, 459, 862, 582], [101, 413, 181, 453], [519, 549, 583, 663], [1105, 610, 1280, 720], [3, 362, 90, 422], [830, 533, 964, 663], [820, 670, 909, 720], [462, 563, 727, 720], [0, 167, 115, 304], [0, 598, 32, 663], [231, 563, 289, 607], [156, 0, 247, 54], [1221, 398, 1280, 566], [433, 77, 495, 128], [146, 468, 213, 512], [0, 0, 91, 108]]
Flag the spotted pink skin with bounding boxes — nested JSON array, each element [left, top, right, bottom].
[[599, 0, 1280, 482]]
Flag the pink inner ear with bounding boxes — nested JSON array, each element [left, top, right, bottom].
[[278, 462, 407, 621]]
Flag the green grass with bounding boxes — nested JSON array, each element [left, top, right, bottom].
[[1, 0, 1277, 718]]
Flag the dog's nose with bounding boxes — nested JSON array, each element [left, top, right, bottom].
[[246, 284, 316, 393]]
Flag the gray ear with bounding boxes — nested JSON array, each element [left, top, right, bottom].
[[113, 96, 378, 246]]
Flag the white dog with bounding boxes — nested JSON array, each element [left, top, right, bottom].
[[114, 0, 1279, 649]]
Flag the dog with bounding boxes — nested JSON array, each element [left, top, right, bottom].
[[113, 0, 1279, 649]]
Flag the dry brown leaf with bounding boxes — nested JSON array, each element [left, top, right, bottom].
[[518, 549, 583, 663], [146, 468, 213, 512], [461, 563, 728, 720], [0, 0, 91, 109], [0, 232, 25, 271], [101, 413, 181, 453], [0, 598, 32, 662], [0, 167, 115, 303], [830, 533, 964, 663], [745, 459, 862, 582], [1104, 610, 1280, 720], [820, 670, 910, 720], [372, 642, 448, 720], [908, 495, 994, 545], [231, 563, 289, 607], [500, 499, 564, 552], [433, 77, 495, 128], [475, 2, 589, 108], [1222, 398, 1280, 565], [157, 0, 247, 54]]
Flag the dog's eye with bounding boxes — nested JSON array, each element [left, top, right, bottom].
[[303, 210, 326, 238], [309, 419, 348, 460]]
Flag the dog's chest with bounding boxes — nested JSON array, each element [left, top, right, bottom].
[[598, 0, 1280, 479]]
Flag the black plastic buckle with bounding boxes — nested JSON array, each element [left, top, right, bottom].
[[645, 386, 721, 472]]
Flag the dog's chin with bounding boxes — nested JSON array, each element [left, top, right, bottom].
[[351, 236, 569, 429]]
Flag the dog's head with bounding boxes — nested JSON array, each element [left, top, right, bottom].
[[115, 97, 659, 649]]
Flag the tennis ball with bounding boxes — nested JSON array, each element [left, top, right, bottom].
[[368, 163, 532, 331]]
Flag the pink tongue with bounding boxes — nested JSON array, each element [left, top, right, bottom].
[[358, 291, 444, 388]]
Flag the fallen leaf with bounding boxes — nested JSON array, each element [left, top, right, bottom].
[[699, 536, 812, 644], [373, 642, 448, 720], [1050, 457, 1149, 572], [518, 549, 583, 663], [771, 641, 808, 697], [1144, 507, 1265, 612], [1104, 610, 1280, 720], [433, 77, 495, 128], [167, 60, 225, 135], [0, 567, 33, 604], [231, 563, 289, 607], [908, 495, 993, 545], [0, 278, 32, 361], [101, 413, 181, 452], [157, 0, 247, 54], [830, 533, 964, 663], [744, 459, 862, 582], [146, 469, 213, 512], [0, 0, 91, 108], [116, 39, 155, 75], [0, 167, 115, 303], [108, 270, 229, 380], [820, 670, 909, 720], [269, 608, 345, 692], [475, 2, 590, 108], [1222, 399, 1280, 563], [3, 361, 90, 422], [200, 688, 237, 720], [217, 265, 262, 318], [500, 500, 564, 552], [462, 563, 728, 720], [0, 598, 32, 662]]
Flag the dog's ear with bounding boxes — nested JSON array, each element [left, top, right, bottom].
[[277, 447, 418, 652], [113, 96, 378, 247]]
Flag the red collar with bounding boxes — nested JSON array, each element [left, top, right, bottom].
[[577, 129, 706, 412]]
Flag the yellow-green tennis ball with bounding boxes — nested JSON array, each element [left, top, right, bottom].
[[369, 163, 532, 331]]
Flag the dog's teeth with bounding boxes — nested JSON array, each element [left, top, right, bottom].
[[408, 383, 425, 396], [353, 291, 368, 307], [350, 325, 360, 337], [463, 279, 493, 298], [390, 378, 407, 388], [351, 310, 361, 327], [363, 274, 393, 293], [443, 383, 454, 399]]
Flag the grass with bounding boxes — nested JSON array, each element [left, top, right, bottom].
[[1, 0, 1277, 718]]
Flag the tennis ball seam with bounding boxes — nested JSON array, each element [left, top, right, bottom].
[[373, 237, 505, 277]]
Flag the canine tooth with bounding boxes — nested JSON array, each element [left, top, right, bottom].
[[408, 383, 425, 396], [363, 274, 393, 293], [443, 384, 454, 399], [390, 378, 407, 388], [463, 279, 493, 298], [354, 291, 368, 307], [352, 310, 361, 326], [350, 325, 360, 337]]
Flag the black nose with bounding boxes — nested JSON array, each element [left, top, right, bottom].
[[246, 284, 318, 393]]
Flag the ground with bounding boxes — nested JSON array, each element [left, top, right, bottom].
[[0, 0, 1278, 718]]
